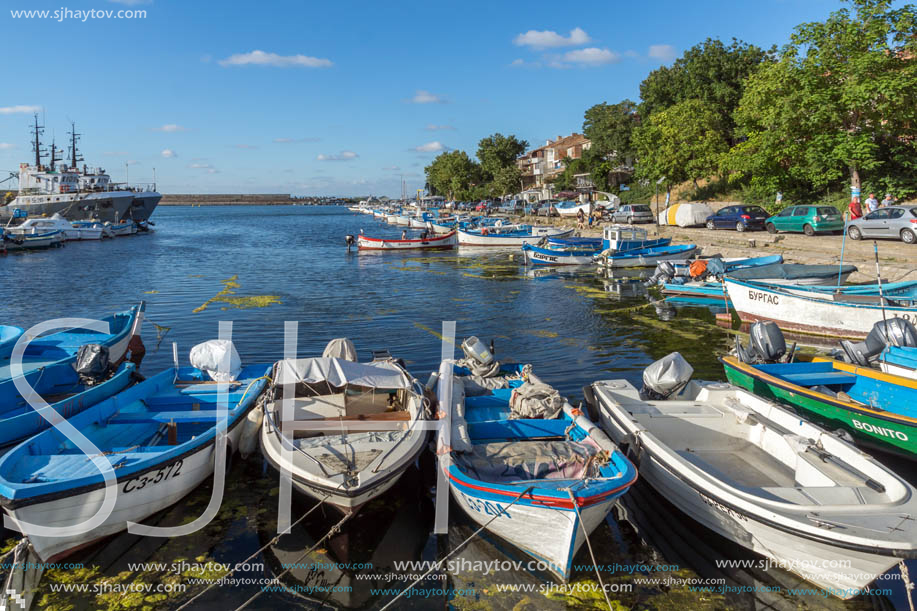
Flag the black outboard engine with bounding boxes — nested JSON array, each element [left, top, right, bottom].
[[735, 321, 789, 364], [74, 344, 110, 386], [840, 318, 917, 366], [640, 352, 693, 400], [644, 260, 677, 287], [344, 234, 356, 251]]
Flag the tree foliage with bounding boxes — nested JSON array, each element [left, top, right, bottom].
[[424, 151, 482, 200], [639, 38, 775, 141], [583, 100, 638, 159], [725, 0, 917, 198], [476, 133, 528, 180], [633, 99, 728, 187]]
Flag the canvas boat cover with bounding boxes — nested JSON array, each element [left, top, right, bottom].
[[729, 263, 856, 281], [272, 357, 412, 389], [455, 440, 599, 484], [322, 338, 357, 361]]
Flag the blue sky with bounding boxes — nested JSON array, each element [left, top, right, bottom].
[[0, 0, 854, 196]]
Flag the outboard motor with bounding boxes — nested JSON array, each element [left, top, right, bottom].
[[840, 318, 917, 366], [735, 321, 789, 364], [640, 352, 693, 400], [460, 335, 500, 377], [344, 234, 356, 251], [75, 344, 110, 386], [644, 261, 677, 287]]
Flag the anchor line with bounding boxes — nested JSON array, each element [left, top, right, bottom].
[[378, 485, 535, 611], [173, 492, 333, 611], [568, 488, 614, 611]]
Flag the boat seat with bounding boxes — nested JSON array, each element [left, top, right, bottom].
[[108, 410, 224, 424], [779, 371, 857, 387]]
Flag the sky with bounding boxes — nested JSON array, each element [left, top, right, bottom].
[[0, 0, 861, 197]]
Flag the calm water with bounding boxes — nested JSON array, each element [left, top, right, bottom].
[[0, 206, 911, 610]]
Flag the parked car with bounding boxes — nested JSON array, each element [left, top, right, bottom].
[[765, 205, 844, 236], [847, 206, 917, 243], [610, 204, 654, 224], [705, 205, 769, 232], [533, 200, 558, 217]]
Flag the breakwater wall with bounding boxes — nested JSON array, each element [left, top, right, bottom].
[[160, 194, 294, 206]]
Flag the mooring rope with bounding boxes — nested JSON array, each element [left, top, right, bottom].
[[173, 493, 332, 611], [378, 485, 535, 611], [233, 510, 355, 611], [900, 560, 915, 611], [567, 489, 614, 611]]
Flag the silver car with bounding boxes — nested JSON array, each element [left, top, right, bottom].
[[847, 206, 917, 244], [610, 204, 654, 224]]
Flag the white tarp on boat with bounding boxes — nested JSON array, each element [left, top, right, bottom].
[[658, 202, 714, 227], [272, 357, 412, 389]]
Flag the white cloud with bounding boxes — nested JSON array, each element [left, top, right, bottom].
[[0, 143, 14, 150], [413, 141, 445, 153], [316, 151, 359, 161], [207, 168, 220, 174], [0, 105, 41, 115], [188, 162, 214, 169], [273, 137, 321, 143], [424, 124, 455, 131], [160, 149, 177, 158], [513, 27, 590, 49], [218, 50, 333, 68], [410, 90, 447, 104], [126, 160, 141, 165], [560, 47, 620, 66], [153, 124, 187, 133], [648, 44, 677, 62]]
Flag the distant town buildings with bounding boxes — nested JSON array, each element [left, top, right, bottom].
[[517, 133, 591, 190]]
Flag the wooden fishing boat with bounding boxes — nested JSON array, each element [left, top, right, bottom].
[[878, 346, 917, 379], [357, 230, 456, 251], [597, 243, 697, 268], [600, 226, 670, 252], [0, 303, 144, 389], [436, 354, 637, 581], [520, 243, 599, 266], [545, 236, 604, 249], [553, 201, 592, 217], [589, 354, 917, 597], [0, 361, 271, 561], [2, 230, 63, 251], [722, 354, 917, 459], [724, 278, 917, 339], [260, 355, 428, 513], [457, 226, 572, 246]]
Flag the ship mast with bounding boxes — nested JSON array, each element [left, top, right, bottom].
[[67, 121, 83, 170], [31, 113, 46, 168], [49, 138, 62, 170]]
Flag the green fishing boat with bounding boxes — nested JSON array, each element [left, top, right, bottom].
[[721, 354, 916, 459]]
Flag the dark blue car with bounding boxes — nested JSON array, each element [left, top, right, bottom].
[[705, 205, 769, 232]]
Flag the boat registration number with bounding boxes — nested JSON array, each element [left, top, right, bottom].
[[460, 492, 512, 519], [123, 459, 184, 493]]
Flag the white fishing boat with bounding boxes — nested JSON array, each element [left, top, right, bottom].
[[426, 220, 455, 235], [597, 243, 698, 268], [457, 226, 573, 247], [259, 344, 428, 513], [587, 353, 917, 598], [105, 221, 135, 237], [6, 214, 83, 241], [724, 277, 917, 339], [553, 201, 593, 217], [1, 230, 63, 251]]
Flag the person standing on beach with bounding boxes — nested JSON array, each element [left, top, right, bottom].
[[576, 209, 586, 230], [848, 196, 863, 220], [865, 193, 879, 213]]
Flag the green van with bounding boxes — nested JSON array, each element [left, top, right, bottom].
[[764, 205, 845, 236]]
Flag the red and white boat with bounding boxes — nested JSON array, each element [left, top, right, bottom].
[[357, 231, 457, 251]]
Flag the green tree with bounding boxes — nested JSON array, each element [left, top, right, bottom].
[[476, 133, 528, 181], [633, 99, 728, 188], [639, 38, 775, 141], [726, 0, 917, 197], [489, 165, 523, 198], [583, 100, 638, 159], [424, 151, 482, 200]]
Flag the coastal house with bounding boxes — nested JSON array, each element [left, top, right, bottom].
[[517, 133, 592, 194]]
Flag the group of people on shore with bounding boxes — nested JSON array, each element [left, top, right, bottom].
[[576, 208, 599, 230], [849, 192, 896, 219]]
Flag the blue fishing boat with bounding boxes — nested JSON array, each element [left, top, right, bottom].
[[0, 358, 271, 561], [601, 226, 670, 252], [0, 303, 144, 389], [436, 339, 637, 581], [521, 243, 599, 266], [545, 236, 604, 249]]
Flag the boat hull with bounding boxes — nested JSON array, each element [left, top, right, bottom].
[[521, 244, 597, 266], [457, 228, 573, 246], [600, 245, 698, 268], [357, 231, 457, 250], [722, 356, 916, 458], [724, 278, 917, 339]]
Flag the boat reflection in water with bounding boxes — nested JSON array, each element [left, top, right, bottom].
[[259, 467, 432, 609]]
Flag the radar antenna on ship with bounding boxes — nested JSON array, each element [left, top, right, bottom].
[[31, 113, 47, 168], [49, 137, 62, 171], [67, 121, 83, 170]]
